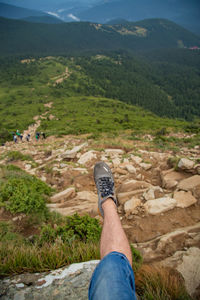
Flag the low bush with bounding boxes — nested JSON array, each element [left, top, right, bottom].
[[0, 165, 52, 215]]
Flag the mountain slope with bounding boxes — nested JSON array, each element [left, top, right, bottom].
[[0, 2, 50, 19], [78, 0, 200, 35], [0, 17, 199, 56], [21, 16, 64, 24]]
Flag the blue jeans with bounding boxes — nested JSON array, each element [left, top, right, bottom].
[[89, 251, 137, 300]]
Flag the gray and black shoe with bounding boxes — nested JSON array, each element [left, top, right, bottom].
[[94, 161, 118, 217]]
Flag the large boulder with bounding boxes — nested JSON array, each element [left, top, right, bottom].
[[125, 164, 136, 174], [173, 191, 197, 208], [124, 197, 142, 215], [177, 175, 200, 200], [51, 187, 76, 203], [178, 158, 195, 171], [144, 197, 177, 215], [78, 151, 97, 165]]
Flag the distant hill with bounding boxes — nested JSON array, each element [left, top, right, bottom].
[[78, 0, 200, 36], [0, 17, 199, 56], [0, 2, 50, 19], [21, 16, 64, 24]]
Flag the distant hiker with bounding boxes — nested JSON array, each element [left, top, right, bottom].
[[26, 134, 30, 142], [41, 132, 46, 139], [19, 135, 23, 141], [35, 132, 40, 141], [16, 130, 20, 137], [13, 135, 17, 143]]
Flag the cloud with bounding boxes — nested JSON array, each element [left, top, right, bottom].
[[67, 14, 80, 21], [46, 11, 60, 18]]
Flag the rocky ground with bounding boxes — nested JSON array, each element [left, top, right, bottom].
[[0, 117, 200, 299]]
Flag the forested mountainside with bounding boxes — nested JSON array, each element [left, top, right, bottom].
[[0, 17, 199, 56]]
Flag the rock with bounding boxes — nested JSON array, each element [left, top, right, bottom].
[[125, 164, 136, 174], [0, 261, 99, 300], [177, 247, 200, 297], [112, 157, 121, 167], [130, 155, 142, 164], [173, 191, 197, 208], [51, 187, 76, 203], [144, 197, 177, 215], [163, 247, 200, 297], [41, 176, 46, 182], [195, 164, 200, 175], [161, 169, 188, 189], [178, 175, 200, 194], [178, 158, 195, 171], [133, 223, 200, 263], [117, 180, 152, 194], [143, 186, 164, 201], [115, 168, 127, 175], [105, 149, 124, 157], [25, 164, 32, 170], [60, 163, 67, 168], [124, 198, 141, 215], [78, 151, 97, 165], [72, 168, 88, 174], [140, 163, 152, 171], [61, 143, 88, 159], [117, 189, 147, 205]]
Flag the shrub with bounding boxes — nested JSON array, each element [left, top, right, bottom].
[[0, 175, 52, 215]]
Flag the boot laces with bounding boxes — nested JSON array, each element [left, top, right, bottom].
[[98, 177, 114, 198]]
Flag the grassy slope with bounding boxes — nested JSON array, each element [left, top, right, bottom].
[[0, 56, 188, 140]]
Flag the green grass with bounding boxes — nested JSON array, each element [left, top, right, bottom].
[[0, 56, 195, 143], [4, 150, 33, 162]]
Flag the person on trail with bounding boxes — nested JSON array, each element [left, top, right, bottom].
[[26, 134, 30, 142], [89, 162, 136, 300], [19, 135, 23, 141], [13, 134, 17, 143], [41, 132, 46, 139], [16, 130, 21, 137], [35, 132, 40, 141]]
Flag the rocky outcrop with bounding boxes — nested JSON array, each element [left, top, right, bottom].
[[173, 191, 197, 208], [50, 187, 76, 203], [0, 261, 99, 300]]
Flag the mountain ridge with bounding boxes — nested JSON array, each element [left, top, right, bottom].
[[0, 17, 199, 56]]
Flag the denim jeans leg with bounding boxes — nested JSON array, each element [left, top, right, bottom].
[[89, 251, 137, 300]]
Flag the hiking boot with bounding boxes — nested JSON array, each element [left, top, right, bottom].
[[94, 161, 117, 217]]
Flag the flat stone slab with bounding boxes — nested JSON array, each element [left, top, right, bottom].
[[0, 261, 99, 300]]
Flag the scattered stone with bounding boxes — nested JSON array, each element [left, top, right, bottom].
[[117, 189, 147, 205], [178, 175, 200, 193], [173, 191, 197, 208], [117, 180, 152, 193], [25, 164, 32, 171], [115, 168, 127, 175], [140, 163, 152, 171], [131, 155, 142, 164], [41, 176, 46, 182], [61, 143, 88, 159], [112, 157, 121, 167], [161, 169, 188, 189], [51, 187, 76, 203], [125, 164, 136, 174], [143, 186, 164, 201], [124, 198, 141, 215], [72, 168, 88, 174], [78, 151, 97, 165], [144, 197, 177, 215], [105, 149, 124, 157], [178, 158, 195, 171]]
